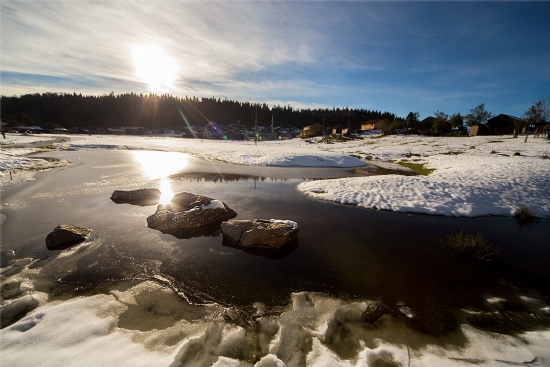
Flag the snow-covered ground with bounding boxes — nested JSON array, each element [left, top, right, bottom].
[[2, 281, 549, 367], [1, 132, 549, 217], [2, 132, 550, 367]]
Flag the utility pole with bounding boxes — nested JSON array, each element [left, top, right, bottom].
[[255, 104, 258, 146]]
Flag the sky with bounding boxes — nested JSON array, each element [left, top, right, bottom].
[[1, 1, 549, 119]]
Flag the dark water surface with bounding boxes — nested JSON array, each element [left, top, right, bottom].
[[2, 149, 550, 332]]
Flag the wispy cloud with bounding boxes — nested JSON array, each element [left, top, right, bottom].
[[1, 1, 549, 118]]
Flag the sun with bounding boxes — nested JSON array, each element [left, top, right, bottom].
[[132, 45, 179, 90]]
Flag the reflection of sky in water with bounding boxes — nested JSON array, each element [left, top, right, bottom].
[[133, 151, 189, 204], [132, 151, 190, 179]]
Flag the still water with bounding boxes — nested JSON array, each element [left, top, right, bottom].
[[2, 149, 550, 336]]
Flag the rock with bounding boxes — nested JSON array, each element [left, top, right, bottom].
[[0, 248, 16, 268], [147, 192, 237, 232], [45, 224, 91, 250], [362, 301, 390, 324], [111, 188, 161, 205], [221, 219, 299, 248]]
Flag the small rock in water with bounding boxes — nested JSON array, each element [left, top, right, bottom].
[[221, 219, 299, 248], [111, 188, 161, 205], [147, 192, 237, 231], [45, 224, 91, 250], [362, 300, 390, 324]]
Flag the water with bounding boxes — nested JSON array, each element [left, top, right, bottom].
[[2, 149, 550, 365]]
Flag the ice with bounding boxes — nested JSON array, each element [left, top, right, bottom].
[[1, 285, 550, 367], [269, 219, 298, 229]]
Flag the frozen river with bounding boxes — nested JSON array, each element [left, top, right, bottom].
[[2, 149, 550, 366]]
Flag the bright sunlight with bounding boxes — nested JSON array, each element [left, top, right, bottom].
[[132, 151, 189, 179], [132, 45, 179, 90], [158, 179, 174, 205]]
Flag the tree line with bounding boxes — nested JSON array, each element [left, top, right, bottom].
[[0, 92, 396, 130], [374, 99, 549, 136]]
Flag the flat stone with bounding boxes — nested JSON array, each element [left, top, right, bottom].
[[111, 188, 161, 205], [221, 219, 299, 248], [147, 192, 237, 231], [45, 224, 91, 250]]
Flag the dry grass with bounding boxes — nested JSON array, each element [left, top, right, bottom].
[[514, 206, 537, 228], [441, 232, 503, 261]]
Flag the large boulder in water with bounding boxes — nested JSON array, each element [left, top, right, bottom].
[[147, 192, 237, 233], [111, 188, 161, 205], [45, 224, 91, 250], [221, 219, 299, 248]]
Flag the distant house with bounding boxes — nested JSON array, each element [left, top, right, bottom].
[[487, 114, 518, 135], [470, 114, 519, 136], [360, 120, 381, 131], [258, 131, 277, 140], [419, 117, 435, 133], [229, 122, 246, 131], [42, 124, 68, 134], [30, 126, 44, 133], [332, 126, 349, 135], [203, 128, 219, 139], [300, 123, 324, 139]]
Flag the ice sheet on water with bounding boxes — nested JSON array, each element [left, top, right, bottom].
[[1, 283, 550, 367]]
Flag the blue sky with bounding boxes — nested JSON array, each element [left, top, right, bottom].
[[1, 1, 549, 119]]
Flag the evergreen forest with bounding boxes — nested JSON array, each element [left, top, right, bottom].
[[1, 92, 397, 130]]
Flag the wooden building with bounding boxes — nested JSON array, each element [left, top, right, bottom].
[[300, 123, 324, 139]]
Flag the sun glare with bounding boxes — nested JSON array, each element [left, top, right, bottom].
[[158, 179, 174, 205], [132, 45, 179, 90], [133, 151, 189, 179]]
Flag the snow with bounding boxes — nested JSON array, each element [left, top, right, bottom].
[[0, 134, 68, 180], [2, 267, 550, 366], [298, 135, 550, 217], [1, 133, 549, 218], [270, 219, 298, 229]]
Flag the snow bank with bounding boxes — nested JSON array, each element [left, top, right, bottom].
[[0, 135, 69, 180], [51, 134, 365, 168], [299, 155, 550, 217], [0, 295, 176, 367], [1, 281, 549, 367]]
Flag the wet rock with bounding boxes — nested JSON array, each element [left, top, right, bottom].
[[147, 192, 237, 232], [45, 224, 91, 250], [221, 219, 299, 248], [0, 295, 39, 328], [362, 301, 390, 324], [111, 188, 161, 205], [0, 247, 16, 268]]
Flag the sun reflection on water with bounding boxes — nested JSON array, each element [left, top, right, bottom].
[[132, 151, 190, 179], [133, 151, 190, 205], [158, 179, 174, 205]]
